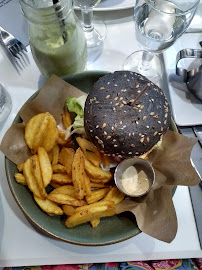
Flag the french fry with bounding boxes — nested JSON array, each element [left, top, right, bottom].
[[90, 182, 110, 189], [50, 185, 75, 197], [52, 144, 60, 165], [47, 192, 86, 207], [34, 196, 63, 216], [103, 185, 125, 205], [90, 218, 100, 228], [31, 155, 47, 199], [89, 177, 111, 184], [101, 153, 111, 168], [52, 173, 72, 184], [38, 147, 53, 187], [72, 148, 85, 200], [62, 205, 75, 216], [83, 171, 91, 196], [52, 164, 67, 173], [76, 137, 101, 167], [59, 147, 75, 175], [84, 156, 112, 181], [57, 129, 72, 146], [65, 201, 116, 228], [85, 188, 110, 204], [17, 163, 24, 172], [62, 111, 72, 129], [14, 173, 27, 185], [23, 158, 41, 198], [25, 112, 58, 153], [50, 181, 63, 189]]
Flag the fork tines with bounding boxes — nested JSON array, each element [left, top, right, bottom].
[[8, 41, 27, 59]]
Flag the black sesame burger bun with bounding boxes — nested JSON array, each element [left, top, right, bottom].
[[84, 71, 171, 158]]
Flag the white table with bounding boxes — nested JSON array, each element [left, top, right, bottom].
[[0, 7, 202, 268]]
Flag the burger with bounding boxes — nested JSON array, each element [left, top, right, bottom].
[[83, 70, 171, 158]]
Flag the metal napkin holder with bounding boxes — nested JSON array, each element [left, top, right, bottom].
[[176, 47, 202, 101]]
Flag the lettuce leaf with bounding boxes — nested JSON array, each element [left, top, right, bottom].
[[65, 95, 87, 140]]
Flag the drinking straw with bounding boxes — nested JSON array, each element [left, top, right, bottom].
[[52, 0, 68, 43]]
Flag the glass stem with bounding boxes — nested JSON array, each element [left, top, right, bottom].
[[140, 51, 154, 71], [81, 8, 94, 33]]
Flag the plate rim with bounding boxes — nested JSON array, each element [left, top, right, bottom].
[[74, 0, 135, 12]]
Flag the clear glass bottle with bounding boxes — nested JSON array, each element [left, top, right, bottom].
[[20, 0, 87, 78]]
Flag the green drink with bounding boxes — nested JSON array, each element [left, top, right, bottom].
[[20, 0, 87, 78]]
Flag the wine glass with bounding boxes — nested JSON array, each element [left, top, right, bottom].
[[74, 0, 107, 48], [123, 0, 200, 83]]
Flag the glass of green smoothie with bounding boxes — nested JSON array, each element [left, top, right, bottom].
[[20, 0, 87, 78]]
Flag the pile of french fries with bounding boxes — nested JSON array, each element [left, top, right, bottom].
[[14, 110, 125, 228]]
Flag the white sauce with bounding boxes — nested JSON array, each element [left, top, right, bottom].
[[121, 165, 150, 196]]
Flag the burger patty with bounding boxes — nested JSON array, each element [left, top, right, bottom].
[[84, 71, 171, 157]]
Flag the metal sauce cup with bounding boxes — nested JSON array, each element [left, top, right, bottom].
[[114, 157, 155, 198]]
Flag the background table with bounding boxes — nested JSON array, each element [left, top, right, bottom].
[[0, 5, 202, 268]]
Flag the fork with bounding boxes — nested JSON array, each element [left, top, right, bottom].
[[0, 26, 27, 59]]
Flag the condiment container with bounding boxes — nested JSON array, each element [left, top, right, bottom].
[[20, 0, 87, 78], [114, 157, 155, 197]]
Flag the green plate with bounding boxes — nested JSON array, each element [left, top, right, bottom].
[[5, 71, 177, 246]]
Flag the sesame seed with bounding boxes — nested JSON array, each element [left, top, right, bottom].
[[114, 97, 118, 101], [146, 125, 149, 128], [150, 112, 155, 116], [133, 107, 138, 110], [158, 121, 161, 124], [106, 136, 111, 140], [164, 120, 167, 125], [124, 74, 127, 77], [95, 136, 99, 140], [114, 84, 118, 87], [120, 121, 123, 124], [161, 127, 163, 131], [165, 113, 168, 118], [100, 87, 105, 90], [106, 95, 110, 99], [130, 99, 135, 103], [136, 85, 139, 88], [147, 137, 150, 142], [153, 131, 158, 136], [122, 100, 127, 104], [102, 123, 106, 129], [119, 97, 123, 101], [115, 103, 119, 106], [143, 116, 146, 120], [120, 104, 124, 108], [153, 115, 158, 119], [96, 125, 99, 128], [140, 137, 144, 143], [128, 152, 132, 155], [114, 145, 118, 147]]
